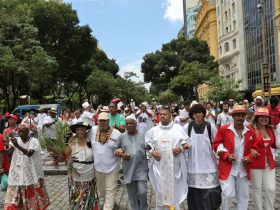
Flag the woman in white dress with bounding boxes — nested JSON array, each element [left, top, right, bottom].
[[4, 125, 50, 210], [67, 121, 98, 210]]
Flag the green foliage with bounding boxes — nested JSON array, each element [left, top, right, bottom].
[[206, 76, 243, 102], [141, 37, 218, 100], [157, 89, 179, 105]]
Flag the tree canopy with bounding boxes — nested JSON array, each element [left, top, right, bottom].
[[141, 37, 218, 100]]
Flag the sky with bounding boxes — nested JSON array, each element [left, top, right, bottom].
[[63, 0, 197, 85]]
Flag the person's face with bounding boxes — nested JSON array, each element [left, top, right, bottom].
[[193, 112, 204, 122], [184, 104, 190, 111], [76, 127, 87, 138], [50, 112, 56, 118], [160, 109, 171, 125], [126, 119, 137, 133], [223, 104, 229, 112], [98, 119, 109, 131], [233, 113, 246, 125], [141, 105, 146, 112], [19, 128, 29, 140], [256, 99, 262, 106], [257, 116, 270, 126], [228, 100, 234, 106], [213, 103, 218, 108], [75, 111, 81, 118], [8, 118, 16, 126], [109, 103, 117, 114], [206, 104, 211, 110]]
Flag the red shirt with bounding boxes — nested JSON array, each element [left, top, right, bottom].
[[266, 105, 280, 128], [0, 134, 10, 173], [250, 127, 276, 169]]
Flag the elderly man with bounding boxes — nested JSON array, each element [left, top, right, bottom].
[[88, 112, 121, 210], [145, 107, 189, 210], [213, 105, 257, 210], [114, 115, 148, 210]]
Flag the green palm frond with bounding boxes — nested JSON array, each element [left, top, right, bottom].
[[39, 122, 80, 177]]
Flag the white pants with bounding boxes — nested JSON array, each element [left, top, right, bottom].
[[220, 175, 249, 210], [251, 168, 276, 210], [95, 169, 119, 210]]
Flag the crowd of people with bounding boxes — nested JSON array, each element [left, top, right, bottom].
[[0, 95, 280, 210]]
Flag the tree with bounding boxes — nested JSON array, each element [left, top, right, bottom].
[[169, 61, 217, 100], [206, 76, 243, 102], [157, 89, 179, 105], [141, 37, 218, 97]]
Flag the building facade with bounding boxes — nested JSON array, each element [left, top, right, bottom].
[[216, 0, 247, 90], [186, 7, 199, 39], [243, 0, 277, 91], [195, 0, 219, 59]]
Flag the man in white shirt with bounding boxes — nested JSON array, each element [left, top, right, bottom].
[[88, 112, 121, 210], [178, 102, 190, 126], [145, 107, 190, 210], [43, 108, 61, 139], [205, 102, 216, 125], [216, 102, 233, 128], [135, 103, 153, 134], [71, 108, 82, 125], [37, 108, 47, 136], [81, 102, 94, 126]]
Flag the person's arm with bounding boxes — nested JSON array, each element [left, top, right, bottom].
[[11, 138, 35, 157]]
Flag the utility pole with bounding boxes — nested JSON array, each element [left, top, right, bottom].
[[257, 0, 271, 98], [182, 0, 187, 38]]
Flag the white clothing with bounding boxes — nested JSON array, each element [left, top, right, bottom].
[[95, 169, 119, 210], [88, 126, 121, 173], [179, 109, 190, 125], [216, 112, 233, 126], [251, 168, 276, 210], [81, 110, 94, 126], [43, 116, 61, 139], [71, 117, 82, 125], [184, 123, 219, 189], [228, 124, 248, 178], [205, 109, 216, 125], [8, 137, 44, 186], [136, 110, 154, 134], [145, 122, 188, 208], [37, 113, 47, 130], [220, 175, 249, 210], [71, 143, 95, 182]]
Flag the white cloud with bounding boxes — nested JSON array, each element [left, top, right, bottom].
[[118, 58, 143, 82], [163, 0, 183, 22]]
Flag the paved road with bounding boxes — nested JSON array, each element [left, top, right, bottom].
[[1, 169, 280, 209]]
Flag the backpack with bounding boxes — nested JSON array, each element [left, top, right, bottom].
[[187, 120, 212, 143]]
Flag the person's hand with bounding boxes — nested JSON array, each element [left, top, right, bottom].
[[242, 157, 250, 165], [227, 154, 237, 162], [251, 148, 260, 158], [172, 147, 182, 155], [217, 150, 225, 155], [122, 153, 131, 160], [114, 148, 124, 157], [11, 138, 18, 147], [182, 143, 191, 150], [151, 151, 161, 161]]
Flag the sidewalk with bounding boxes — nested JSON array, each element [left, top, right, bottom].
[[41, 150, 68, 175]]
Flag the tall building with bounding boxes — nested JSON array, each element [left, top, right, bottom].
[[186, 7, 199, 39], [216, 0, 247, 90], [194, 0, 219, 59], [274, 0, 280, 81], [243, 0, 277, 93]]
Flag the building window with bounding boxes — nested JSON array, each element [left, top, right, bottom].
[[225, 11, 227, 19], [232, 2, 235, 15], [225, 42, 230, 52], [226, 27, 229, 33], [233, 20, 236, 30], [220, 46, 222, 54], [233, 39, 236, 49]]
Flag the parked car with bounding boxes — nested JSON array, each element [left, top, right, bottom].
[[12, 104, 63, 120]]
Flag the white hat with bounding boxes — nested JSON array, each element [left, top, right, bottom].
[[126, 115, 137, 122], [82, 102, 90, 109], [98, 112, 109, 120], [256, 96, 263, 101], [190, 100, 199, 107]]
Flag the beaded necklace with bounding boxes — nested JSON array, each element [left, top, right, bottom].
[[95, 127, 113, 144]]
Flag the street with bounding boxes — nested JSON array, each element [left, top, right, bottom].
[[1, 169, 280, 210]]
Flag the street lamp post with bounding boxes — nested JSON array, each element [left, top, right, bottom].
[[257, 0, 271, 98]]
